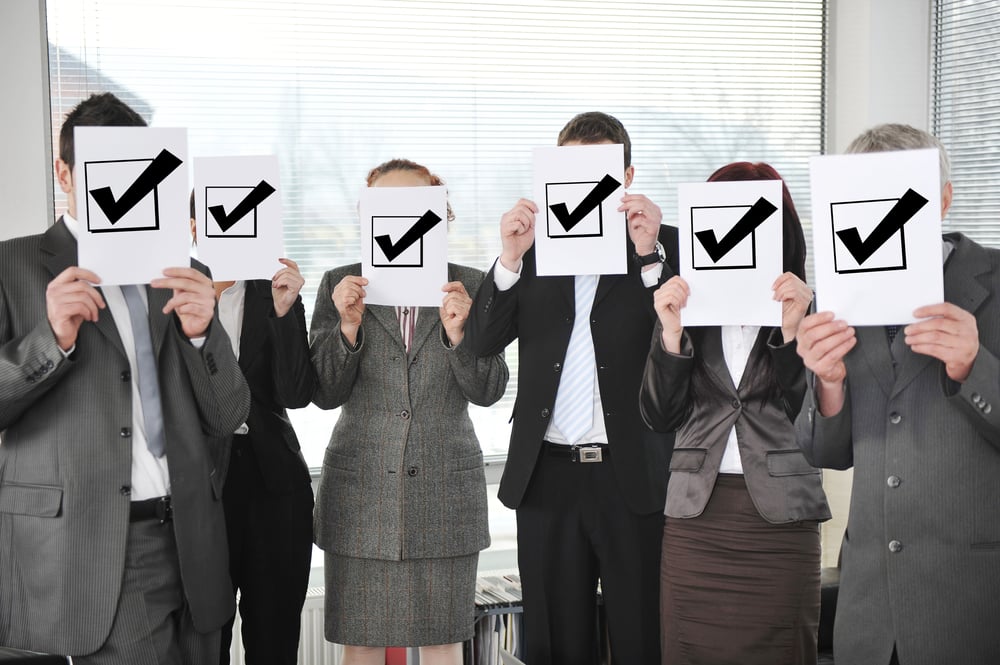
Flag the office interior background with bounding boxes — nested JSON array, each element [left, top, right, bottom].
[[2, 0, 998, 649]]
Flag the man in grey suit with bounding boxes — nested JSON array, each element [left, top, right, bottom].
[[0, 93, 250, 664], [796, 124, 1000, 665]]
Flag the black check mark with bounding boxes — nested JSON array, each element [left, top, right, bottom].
[[836, 188, 928, 264], [88, 149, 183, 224], [374, 210, 443, 262], [208, 180, 276, 232], [695, 197, 777, 263], [548, 174, 622, 232]]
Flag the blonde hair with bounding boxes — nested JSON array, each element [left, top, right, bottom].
[[366, 158, 455, 222]]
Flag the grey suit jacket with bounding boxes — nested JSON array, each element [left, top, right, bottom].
[[796, 233, 1000, 665], [642, 326, 829, 524], [0, 221, 250, 656], [310, 263, 508, 560]]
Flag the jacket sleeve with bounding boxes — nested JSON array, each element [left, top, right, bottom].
[[944, 344, 1000, 452], [795, 374, 854, 470], [309, 268, 363, 410], [0, 315, 74, 431], [266, 294, 317, 409], [639, 323, 695, 433], [767, 328, 808, 423], [464, 260, 520, 358]]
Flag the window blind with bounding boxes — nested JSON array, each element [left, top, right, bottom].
[[933, 0, 1000, 246], [47, 0, 826, 466]]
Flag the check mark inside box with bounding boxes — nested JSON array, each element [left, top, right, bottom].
[[84, 158, 163, 233], [205, 186, 261, 238], [372, 216, 426, 267], [691, 205, 758, 270], [545, 179, 615, 239], [831, 198, 910, 274]]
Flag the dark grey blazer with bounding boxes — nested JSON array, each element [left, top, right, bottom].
[[641, 325, 829, 524], [796, 233, 1000, 665], [0, 220, 250, 656], [309, 263, 508, 560]]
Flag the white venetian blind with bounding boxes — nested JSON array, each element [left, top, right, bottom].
[[933, 0, 1000, 246], [46, 0, 825, 466]]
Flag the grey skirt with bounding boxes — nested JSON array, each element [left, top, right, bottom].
[[323, 551, 479, 647]]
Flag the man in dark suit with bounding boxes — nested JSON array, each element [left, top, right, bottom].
[[465, 112, 676, 665], [796, 124, 1000, 665], [190, 200, 317, 665], [0, 92, 250, 664]]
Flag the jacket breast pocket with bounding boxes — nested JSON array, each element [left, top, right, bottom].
[[0, 481, 63, 517], [669, 448, 707, 473], [766, 449, 821, 477]]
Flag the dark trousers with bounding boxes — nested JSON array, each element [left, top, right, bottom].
[[516, 445, 663, 665], [219, 437, 314, 665]]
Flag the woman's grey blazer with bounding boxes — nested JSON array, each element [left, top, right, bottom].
[[640, 325, 830, 524], [309, 263, 508, 560]]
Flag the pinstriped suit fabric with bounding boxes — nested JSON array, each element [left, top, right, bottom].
[[0, 221, 250, 659], [797, 233, 1000, 665]]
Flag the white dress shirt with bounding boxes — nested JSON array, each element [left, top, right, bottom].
[[718, 324, 760, 474]]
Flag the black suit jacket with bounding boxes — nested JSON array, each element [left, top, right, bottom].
[[232, 280, 315, 495], [465, 227, 678, 514]]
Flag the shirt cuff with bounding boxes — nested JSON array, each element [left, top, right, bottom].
[[493, 257, 521, 292], [640, 261, 663, 288]]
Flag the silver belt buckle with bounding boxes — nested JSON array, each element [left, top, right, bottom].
[[573, 445, 603, 463]]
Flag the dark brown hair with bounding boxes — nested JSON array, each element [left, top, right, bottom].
[[557, 112, 631, 169], [59, 93, 147, 170]]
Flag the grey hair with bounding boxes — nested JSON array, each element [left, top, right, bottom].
[[845, 123, 951, 189]]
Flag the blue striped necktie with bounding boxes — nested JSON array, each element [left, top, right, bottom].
[[553, 275, 599, 444], [121, 285, 167, 458]]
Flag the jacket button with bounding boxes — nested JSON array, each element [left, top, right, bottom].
[[732, 399, 741, 409], [119, 485, 132, 496], [984, 404, 993, 414], [400, 410, 410, 420], [888, 540, 903, 553], [46, 360, 54, 369], [541, 408, 550, 418], [598, 364, 606, 371], [971, 392, 982, 404], [120, 427, 131, 437], [407, 466, 418, 477], [887, 475, 901, 488], [121, 370, 131, 382], [553, 362, 561, 372], [889, 412, 901, 424]]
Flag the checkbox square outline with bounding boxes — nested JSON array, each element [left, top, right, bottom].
[[84, 158, 161, 234], [690, 204, 758, 271], [830, 198, 908, 274], [372, 215, 425, 268], [204, 186, 260, 238], [545, 180, 605, 239]]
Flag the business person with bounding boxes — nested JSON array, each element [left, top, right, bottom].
[[0, 92, 250, 664], [796, 124, 1000, 665], [310, 159, 508, 665], [640, 162, 829, 665], [465, 112, 678, 665], [189, 199, 317, 665]]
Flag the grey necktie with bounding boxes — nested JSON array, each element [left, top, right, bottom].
[[121, 285, 167, 458]]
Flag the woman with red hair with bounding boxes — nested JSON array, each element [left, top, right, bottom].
[[640, 162, 830, 664]]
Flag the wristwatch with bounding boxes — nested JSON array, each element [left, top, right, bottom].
[[635, 241, 666, 267]]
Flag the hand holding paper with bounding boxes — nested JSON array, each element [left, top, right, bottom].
[[796, 311, 856, 416], [151, 267, 216, 339], [653, 276, 690, 354], [618, 193, 662, 255], [271, 258, 304, 318], [772, 272, 813, 343], [500, 199, 538, 272], [905, 303, 979, 382], [333, 275, 368, 346], [46, 267, 106, 351], [440, 281, 472, 347]]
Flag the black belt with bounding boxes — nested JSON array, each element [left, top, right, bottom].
[[129, 496, 173, 523], [544, 441, 610, 463]]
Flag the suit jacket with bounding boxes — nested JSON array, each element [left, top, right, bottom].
[[309, 263, 508, 560], [796, 233, 1000, 665], [641, 325, 829, 523], [232, 280, 315, 496], [464, 226, 678, 514], [0, 220, 250, 656]]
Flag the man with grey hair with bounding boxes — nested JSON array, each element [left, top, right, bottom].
[[795, 123, 1000, 664]]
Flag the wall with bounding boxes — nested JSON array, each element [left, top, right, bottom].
[[0, 0, 52, 240]]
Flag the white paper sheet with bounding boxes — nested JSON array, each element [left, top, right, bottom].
[[360, 185, 449, 306], [533, 144, 627, 276], [810, 148, 943, 325], [193, 155, 285, 281], [678, 179, 783, 326], [75, 126, 190, 285]]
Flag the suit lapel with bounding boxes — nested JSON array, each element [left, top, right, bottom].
[[700, 328, 739, 394], [147, 283, 172, 356], [238, 281, 269, 369], [365, 304, 405, 351], [857, 327, 895, 397]]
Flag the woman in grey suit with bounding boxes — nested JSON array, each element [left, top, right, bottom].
[[639, 163, 830, 665], [310, 159, 509, 665]]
